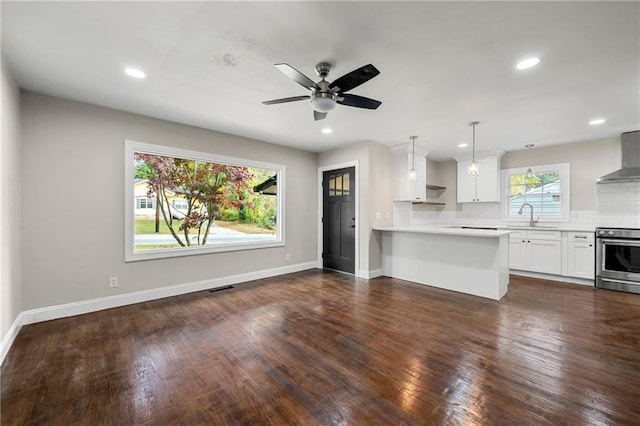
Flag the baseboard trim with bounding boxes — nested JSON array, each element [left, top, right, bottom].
[[21, 261, 318, 326], [1, 312, 25, 365], [358, 269, 383, 279], [0, 262, 317, 365], [510, 270, 594, 286]]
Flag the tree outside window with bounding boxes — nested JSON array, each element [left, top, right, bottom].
[[503, 163, 570, 221]]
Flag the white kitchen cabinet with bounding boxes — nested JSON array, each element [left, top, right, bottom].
[[455, 151, 505, 203], [508, 231, 528, 270], [509, 230, 562, 274], [566, 231, 595, 279], [392, 144, 428, 202]]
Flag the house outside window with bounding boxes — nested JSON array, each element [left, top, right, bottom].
[[136, 197, 156, 209], [172, 199, 188, 210], [503, 163, 570, 222]]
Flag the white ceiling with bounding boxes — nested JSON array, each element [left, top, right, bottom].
[[2, 1, 639, 160]]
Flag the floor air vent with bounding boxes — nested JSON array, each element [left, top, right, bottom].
[[208, 285, 233, 293]]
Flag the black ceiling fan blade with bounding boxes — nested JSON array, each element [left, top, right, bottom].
[[275, 63, 319, 91], [337, 94, 382, 110], [314, 110, 327, 121], [262, 95, 310, 105], [328, 64, 380, 93]]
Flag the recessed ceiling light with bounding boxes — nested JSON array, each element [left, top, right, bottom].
[[458, 143, 468, 148], [589, 118, 606, 125], [124, 67, 146, 79], [516, 57, 540, 70], [321, 128, 333, 134]]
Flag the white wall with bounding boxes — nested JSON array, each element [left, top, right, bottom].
[[318, 141, 392, 276], [1, 56, 22, 341], [501, 137, 620, 211], [20, 93, 318, 310]]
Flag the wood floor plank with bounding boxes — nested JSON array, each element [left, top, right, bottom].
[[2, 271, 640, 424]]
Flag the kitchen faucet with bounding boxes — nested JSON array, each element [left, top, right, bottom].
[[518, 203, 538, 227]]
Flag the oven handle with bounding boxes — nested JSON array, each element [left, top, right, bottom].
[[600, 239, 640, 247]]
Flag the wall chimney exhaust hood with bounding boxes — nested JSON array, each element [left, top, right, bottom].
[[597, 130, 640, 184]]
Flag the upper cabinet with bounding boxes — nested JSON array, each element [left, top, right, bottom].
[[392, 144, 428, 202], [454, 150, 505, 203]]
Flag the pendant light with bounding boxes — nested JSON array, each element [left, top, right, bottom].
[[468, 121, 480, 176], [408, 136, 418, 181], [525, 144, 535, 177]]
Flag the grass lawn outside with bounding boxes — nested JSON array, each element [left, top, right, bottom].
[[135, 219, 274, 235]]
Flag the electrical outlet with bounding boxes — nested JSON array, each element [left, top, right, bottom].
[[109, 277, 118, 288], [375, 212, 382, 219], [285, 254, 290, 261]]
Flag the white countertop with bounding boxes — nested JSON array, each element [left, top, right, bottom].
[[373, 225, 511, 238], [373, 224, 595, 237]]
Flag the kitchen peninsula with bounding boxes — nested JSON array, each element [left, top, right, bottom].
[[373, 225, 511, 300]]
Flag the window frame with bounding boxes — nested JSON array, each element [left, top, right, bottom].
[[501, 162, 570, 223], [124, 140, 285, 262]]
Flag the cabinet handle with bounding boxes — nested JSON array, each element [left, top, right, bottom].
[[589, 244, 593, 247], [522, 240, 526, 243], [575, 236, 587, 239]]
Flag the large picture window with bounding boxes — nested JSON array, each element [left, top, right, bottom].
[[125, 140, 285, 262], [502, 163, 570, 222]]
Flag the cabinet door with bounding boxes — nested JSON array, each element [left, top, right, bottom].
[[456, 155, 501, 203], [456, 162, 477, 203], [393, 146, 427, 201], [408, 154, 427, 201], [567, 242, 595, 279], [528, 239, 562, 274], [475, 157, 500, 202], [509, 238, 528, 270]]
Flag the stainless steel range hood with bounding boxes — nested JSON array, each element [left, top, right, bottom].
[[597, 130, 640, 184]]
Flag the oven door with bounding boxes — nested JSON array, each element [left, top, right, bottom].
[[597, 238, 640, 282]]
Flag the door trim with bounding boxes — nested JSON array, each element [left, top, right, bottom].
[[317, 161, 359, 277]]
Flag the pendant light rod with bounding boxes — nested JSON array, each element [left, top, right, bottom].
[[469, 121, 479, 161], [410, 135, 417, 170], [525, 143, 535, 176]]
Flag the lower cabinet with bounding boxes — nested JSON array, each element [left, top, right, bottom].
[[566, 232, 595, 279], [509, 230, 562, 275], [509, 229, 595, 279]]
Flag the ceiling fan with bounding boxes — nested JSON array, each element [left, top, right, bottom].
[[262, 62, 382, 121]]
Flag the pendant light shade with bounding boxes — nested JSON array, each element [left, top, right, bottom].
[[409, 136, 417, 181], [468, 122, 480, 176]]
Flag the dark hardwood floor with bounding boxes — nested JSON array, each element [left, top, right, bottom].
[[2, 270, 640, 425]]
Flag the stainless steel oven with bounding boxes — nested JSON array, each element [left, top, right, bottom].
[[596, 227, 640, 294]]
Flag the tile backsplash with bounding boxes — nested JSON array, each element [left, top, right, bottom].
[[393, 181, 640, 229], [596, 181, 640, 227]]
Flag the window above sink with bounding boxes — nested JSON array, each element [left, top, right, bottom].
[[502, 162, 571, 223]]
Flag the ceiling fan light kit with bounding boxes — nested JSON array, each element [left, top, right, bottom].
[[263, 61, 382, 121], [311, 92, 336, 113]]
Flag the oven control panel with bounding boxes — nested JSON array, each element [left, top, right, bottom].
[[596, 228, 640, 239]]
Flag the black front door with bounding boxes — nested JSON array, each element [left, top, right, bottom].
[[322, 167, 356, 274]]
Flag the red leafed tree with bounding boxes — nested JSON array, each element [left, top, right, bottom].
[[135, 153, 253, 246]]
